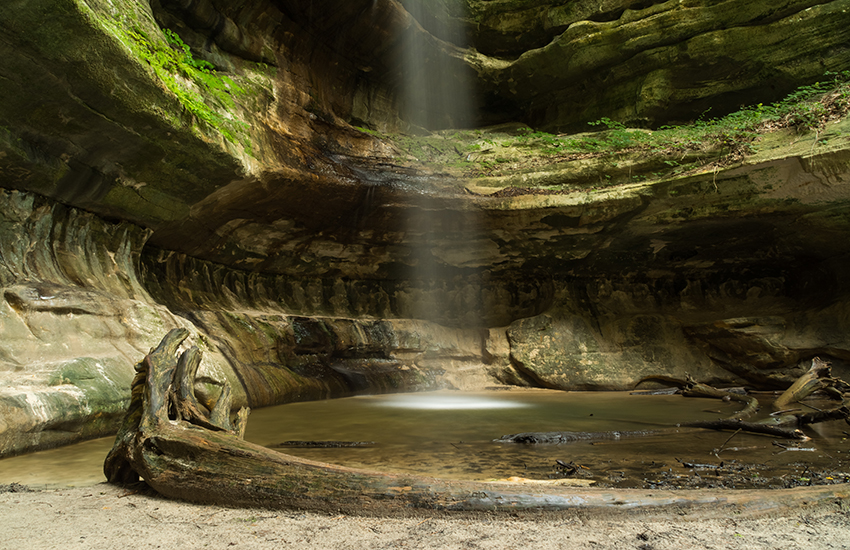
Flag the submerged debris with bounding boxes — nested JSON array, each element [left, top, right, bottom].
[[272, 441, 375, 448]]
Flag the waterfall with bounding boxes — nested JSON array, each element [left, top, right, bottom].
[[400, 0, 475, 131], [399, 1, 479, 326]]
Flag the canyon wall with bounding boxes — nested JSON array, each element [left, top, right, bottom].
[[1, 0, 849, 455]]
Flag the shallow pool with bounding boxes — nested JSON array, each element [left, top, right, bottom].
[[2, 389, 848, 489]]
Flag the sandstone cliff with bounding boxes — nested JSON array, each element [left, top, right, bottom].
[[0, 0, 849, 456]]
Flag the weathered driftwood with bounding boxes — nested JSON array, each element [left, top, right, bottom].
[[772, 357, 843, 411], [501, 360, 849, 444], [104, 330, 699, 514], [675, 381, 803, 438], [680, 419, 806, 439], [681, 382, 760, 420]]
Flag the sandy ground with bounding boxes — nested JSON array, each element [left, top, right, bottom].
[[2, 483, 849, 549]]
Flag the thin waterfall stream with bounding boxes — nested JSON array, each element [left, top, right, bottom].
[[400, 0, 474, 131]]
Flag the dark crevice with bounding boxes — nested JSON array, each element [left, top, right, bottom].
[[150, 0, 276, 65], [585, 0, 668, 24]]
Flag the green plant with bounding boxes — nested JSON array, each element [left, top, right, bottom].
[[162, 29, 215, 71], [374, 70, 850, 186], [514, 127, 563, 149], [587, 70, 850, 159], [588, 117, 643, 149], [355, 126, 381, 137], [121, 26, 250, 147]]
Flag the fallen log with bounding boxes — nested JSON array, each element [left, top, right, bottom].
[[107, 329, 514, 513], [681, 382, 759, 420], [104, 331, 850, 514], [680, 419, 806, 439], [106, 330, 729, 515], [630, 387, 679, 396]]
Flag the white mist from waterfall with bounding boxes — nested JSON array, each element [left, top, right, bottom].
[[375, 393, 531, 410], [400, 0, 476, 325]]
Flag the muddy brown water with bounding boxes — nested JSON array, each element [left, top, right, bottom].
[[2, 389, 849, 490]]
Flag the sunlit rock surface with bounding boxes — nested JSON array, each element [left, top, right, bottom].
[[0, 190, 195, 454], [0, 0, 849, 455]]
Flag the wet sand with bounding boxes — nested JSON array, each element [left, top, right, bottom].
[[2, 483, 849, 549]]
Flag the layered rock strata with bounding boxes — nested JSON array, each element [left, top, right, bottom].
[[0, 0, 849, 456]]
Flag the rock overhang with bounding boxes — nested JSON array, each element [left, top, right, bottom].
[[2, 0, 850, 456]]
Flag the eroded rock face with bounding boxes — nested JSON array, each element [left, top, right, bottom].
[[468, 0, 850, 129], [0, 190, 189, 454], [0, 189, 500, 456], [1, 0, 850, 455]]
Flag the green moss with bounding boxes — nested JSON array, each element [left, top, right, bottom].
[[369, 71, 850, 194], [118, 26, 251, 146], [80, 0, 266, 155], [48, 357, 134, 413]]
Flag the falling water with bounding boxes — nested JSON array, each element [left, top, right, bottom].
[[400, 0, 475, 131], [398, 1, 480, 325]]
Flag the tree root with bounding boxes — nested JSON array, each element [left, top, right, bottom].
[[104, 333, 850, 512], [500, 358, 849, 445]]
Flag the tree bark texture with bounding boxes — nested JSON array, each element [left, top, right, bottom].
[[772, 357, 842, 411]]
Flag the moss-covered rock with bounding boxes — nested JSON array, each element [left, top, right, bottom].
[[471, 0, 850, 130]]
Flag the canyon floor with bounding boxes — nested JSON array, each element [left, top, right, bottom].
[[2, 483, 848, 549]]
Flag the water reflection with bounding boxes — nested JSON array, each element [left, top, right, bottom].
[[2, 390, 847, 489], [245, 389, 850, 485], [374, 393, 530, 410], [0, 436, 113, 488], [245, 389, 723, 449]]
